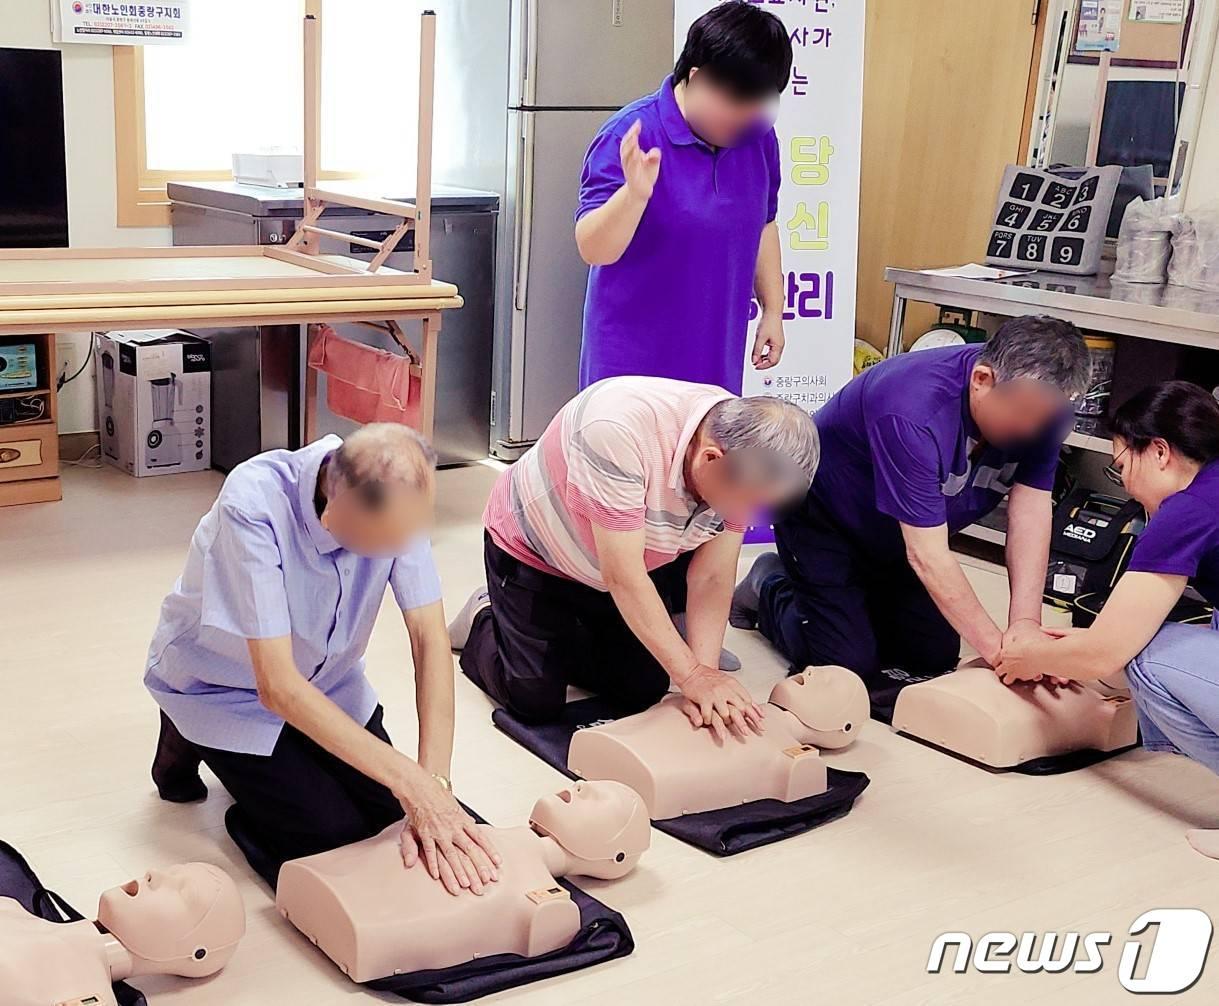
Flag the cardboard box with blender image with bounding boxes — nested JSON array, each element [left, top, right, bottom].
[[96, 330, 211, 477]]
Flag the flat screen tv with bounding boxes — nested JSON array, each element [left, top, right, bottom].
[[0, 48, 69, 247]]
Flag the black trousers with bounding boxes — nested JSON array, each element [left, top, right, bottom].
[[460, 534, 682, 723], [196, 705, 403, 883], [761, 496, 960, 720]]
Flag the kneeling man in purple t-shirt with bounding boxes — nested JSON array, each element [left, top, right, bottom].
[[732, 316, 1090, 721]]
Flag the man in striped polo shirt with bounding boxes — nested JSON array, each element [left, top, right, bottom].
[[449, 376, 820, 741]]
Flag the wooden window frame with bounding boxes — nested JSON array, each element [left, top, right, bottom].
[[113, 46, 225, 228], [112, 44, 358, 229]]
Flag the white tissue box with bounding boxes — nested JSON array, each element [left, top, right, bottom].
[[232, 151, 303, 189]]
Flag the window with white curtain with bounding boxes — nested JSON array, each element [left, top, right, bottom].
[[142, 0, 426, 183]]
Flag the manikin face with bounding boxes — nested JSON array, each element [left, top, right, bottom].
[[530, 780, 650, 869], [682, 67, 776, 147], [969, 366, 1069, 448], [97, 863, 245, 977], [321, 479, 435, 558], [769, 665, 870, 750], [1108, 436, 1181, 513]]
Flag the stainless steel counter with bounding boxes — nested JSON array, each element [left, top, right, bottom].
[[884, 265, 1219, 357], [167, 180, 498, 217], [169, 180, 498, 469], [884, 262, 1219, 550]]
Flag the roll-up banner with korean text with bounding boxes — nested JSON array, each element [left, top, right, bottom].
[[675, 0, 864, 539], [675, 0, 863, 413]]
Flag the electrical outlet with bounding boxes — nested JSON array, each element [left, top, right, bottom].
[[55, 332, 97, 390]]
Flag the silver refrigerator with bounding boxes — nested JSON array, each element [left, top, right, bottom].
[[433, 0, 675, 459]]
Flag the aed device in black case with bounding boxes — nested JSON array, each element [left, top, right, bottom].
[[1045, 488, 1214, 627], [1044, 489, 1144, 626]]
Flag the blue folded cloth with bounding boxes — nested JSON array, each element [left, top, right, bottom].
[[0, 839, 148, 1006], [492, 696, 871, 856]]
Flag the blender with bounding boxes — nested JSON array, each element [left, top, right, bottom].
[[146, 373, 183, 468]]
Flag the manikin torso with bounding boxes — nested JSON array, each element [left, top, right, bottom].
[[567, 666, 870, 818], [0, 900, 121, 1006], [892, 659, 1138, 768], [279, 824, 577, 982], [0, 862, 244, 1006], [276, 780, 649, 983]]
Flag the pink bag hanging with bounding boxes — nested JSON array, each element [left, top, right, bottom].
[[307, 325, 422, 428]]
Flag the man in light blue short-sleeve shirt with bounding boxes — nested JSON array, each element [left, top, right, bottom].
[[146, 425, 502, 896]]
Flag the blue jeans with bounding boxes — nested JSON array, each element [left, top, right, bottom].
[[1126, 614, 1219, 776]]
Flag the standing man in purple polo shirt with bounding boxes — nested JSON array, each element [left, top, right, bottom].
[[732, 317, 1091, 720], [575, 1, 791, 393]]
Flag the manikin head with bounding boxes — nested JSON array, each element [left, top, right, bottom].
[[1108, 380, 1219, 514], [318, 423, 437, 558], [529, 780, 650, 880], [97, 863, 245, 979], [968, 316, 1089, 448], [768, 665, 870, 750], [686, 396, 820, 525], [673, 1, 792, 147]]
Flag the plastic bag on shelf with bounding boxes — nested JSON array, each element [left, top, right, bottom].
[[1168, 205, 1219, 293], [1112, 195, 1177, 284]]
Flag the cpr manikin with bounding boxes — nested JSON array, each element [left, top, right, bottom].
[[0, 862, 245, 1006], [276, 780, 649, 982], [567, 665, 870, 818], [892, 656, 1137, 768]]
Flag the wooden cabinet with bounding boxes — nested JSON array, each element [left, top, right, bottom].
[[856, 0, 1042, 349], [0, 333, 61, 506]]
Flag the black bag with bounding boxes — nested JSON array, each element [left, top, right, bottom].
[[1044, 489, 1144, 626], [0, 840, 148, 1006], [1074, 587, 1214, 627]]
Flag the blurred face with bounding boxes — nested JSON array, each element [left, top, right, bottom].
[[321, 478, 434, 558], [969, 365, 1069, 447], [681, 67, 776, 147], [688, 442, 805, 523], [1107, 436, 1181, 512]]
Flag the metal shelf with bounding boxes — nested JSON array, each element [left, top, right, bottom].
[[960, 523, 1007, 546], [1065, 430, 1112, 453]]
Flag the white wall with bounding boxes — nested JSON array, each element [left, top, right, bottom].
[[2, 0, 171, 433], [1187, 44, 1219, 208]]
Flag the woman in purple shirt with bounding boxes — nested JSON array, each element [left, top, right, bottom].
[[575, 2, 791, 393], [999, 382, 1219, 858]]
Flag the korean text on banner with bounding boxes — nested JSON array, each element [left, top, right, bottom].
[[674, 0, 864, 415]]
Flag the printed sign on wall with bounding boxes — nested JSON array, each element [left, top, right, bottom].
[[674, 0, 863, 416], [52, 1, 190, 45], [1076, 0, 1123, 52], [1129, 0, 1186, 23]]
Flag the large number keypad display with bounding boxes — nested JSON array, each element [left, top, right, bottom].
[[985, 165, 1121, 276]]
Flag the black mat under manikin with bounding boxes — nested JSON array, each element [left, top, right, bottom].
[[491, 697, 870, 856], [226, 806, 634, 1004], [0, 840, 148, 1006], [870, 673, 1138, 776]]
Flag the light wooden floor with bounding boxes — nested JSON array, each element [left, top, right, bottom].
[[3, 462, 1218, 1004]]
